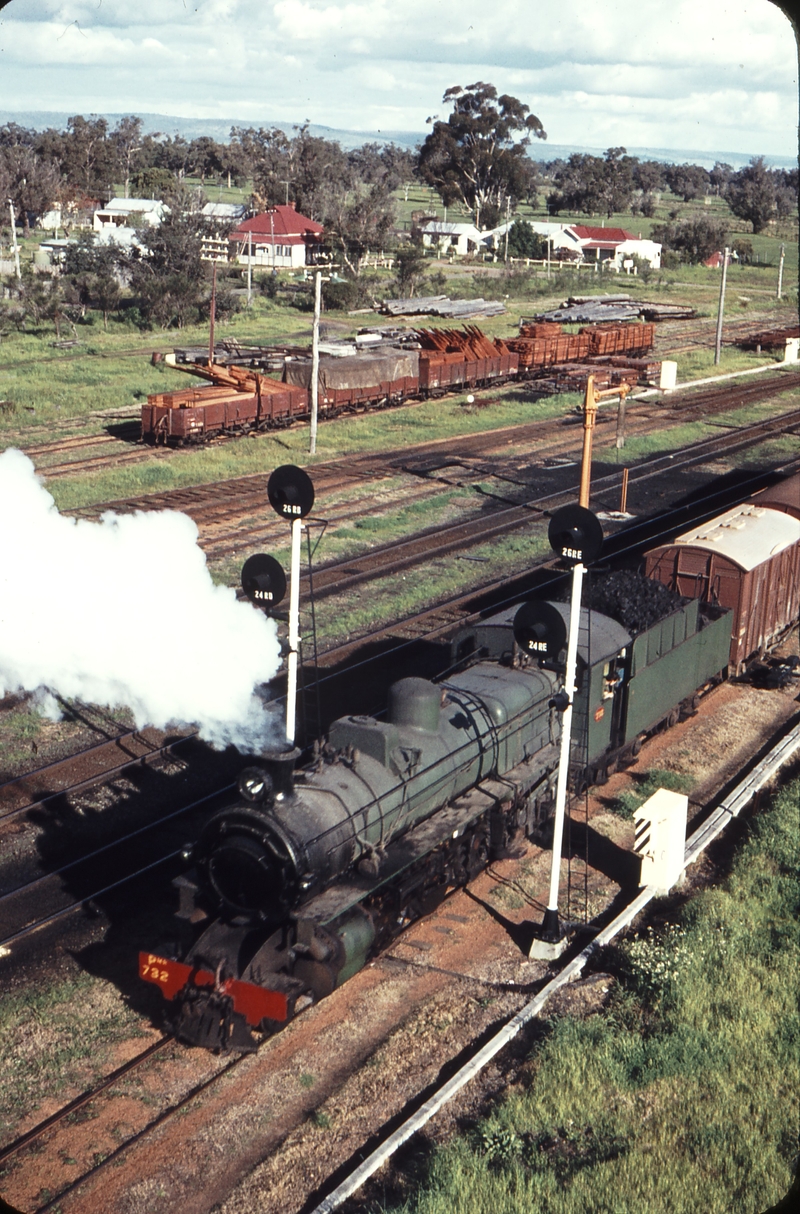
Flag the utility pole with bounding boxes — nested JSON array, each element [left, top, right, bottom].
[[714, 247, 730, 365], [247, 230, 252, 306], [309, 271, 322, 455], [270, 210, 276, 276], [777, 243, 785, 299], [503, 195, 511, 264], [8, 200, 21, 280], [208, 261, 217, 367]]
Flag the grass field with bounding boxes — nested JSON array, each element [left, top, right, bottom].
[[376, 774, 800, 1214]]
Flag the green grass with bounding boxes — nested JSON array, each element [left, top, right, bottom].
[[379, 774, 800, 1214], [609, 768, 695, 820]]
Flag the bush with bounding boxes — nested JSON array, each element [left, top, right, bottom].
[[321, 275, 380, 311]]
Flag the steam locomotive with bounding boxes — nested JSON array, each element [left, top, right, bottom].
[[140, 571, 733, 1052]]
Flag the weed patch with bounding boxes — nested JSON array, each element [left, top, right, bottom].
[[609, 768, 695, 820]]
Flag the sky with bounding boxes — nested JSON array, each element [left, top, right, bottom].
[[0, 0, 797, 158]]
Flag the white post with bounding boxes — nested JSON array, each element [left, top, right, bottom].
[[309, 271, 322, 455], [8, 200, 21, 280], [547, 236, 551, 280], [542, 562, 585, 940], [247, 230, 252, 305], [285, 516, 303, 744], [777, 243, 785, 299]]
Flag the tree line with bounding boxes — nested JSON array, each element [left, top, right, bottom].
[[0, 85, 796, 332]]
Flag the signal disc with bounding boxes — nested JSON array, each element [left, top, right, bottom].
[[241, 553, 287, 607], [548, 504, 604, 565], [512, 600, 567, 660], [267, 465, 315, 520]]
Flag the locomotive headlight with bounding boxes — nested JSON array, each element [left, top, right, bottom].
[[238, 766, 274, 804]]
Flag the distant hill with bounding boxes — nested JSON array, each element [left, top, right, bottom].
[[0, 109, 795, 171]]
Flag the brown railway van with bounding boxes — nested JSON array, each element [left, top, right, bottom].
[[644, 502, 800, 672], [749, 470, 800, 521]]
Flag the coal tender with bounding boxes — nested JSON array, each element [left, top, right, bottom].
[[140, 577, 732, 1052]]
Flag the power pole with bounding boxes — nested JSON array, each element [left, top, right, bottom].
[[714, 247, 730, 366], [247, 230, 252, 306], [8, 200, 21, 280], [503, 195, 511, 264], [309, 271, 322, 455]]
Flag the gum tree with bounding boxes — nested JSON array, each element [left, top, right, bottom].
[[418, 82, 546, 230]]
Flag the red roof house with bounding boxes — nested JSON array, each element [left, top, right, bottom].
[[231, 205, 324, 269], [551, 224, 662, 270]]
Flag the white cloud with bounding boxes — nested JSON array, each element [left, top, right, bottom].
[[0, 0, 795, 155]]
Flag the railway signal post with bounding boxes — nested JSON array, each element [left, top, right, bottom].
[[267, 465, 315, 744], [523, 505, 604, 959]]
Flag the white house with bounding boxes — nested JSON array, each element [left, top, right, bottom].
[[93, 198, 166, 232], [551, 225, 661, 270], [416, 219, 484, 256], [231, 205, 324, 270], [481, 219, 572, 253]]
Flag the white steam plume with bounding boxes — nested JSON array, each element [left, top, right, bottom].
[[0, 449, 283, 751]]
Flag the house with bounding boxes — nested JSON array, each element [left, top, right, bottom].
[[551, 224, 661, 270], [200, 202, 248, 262], [481, 219, 572, 253], [93, 198, 166, 232], [230, 205, 324, 270], [415, 219, 484, 256]]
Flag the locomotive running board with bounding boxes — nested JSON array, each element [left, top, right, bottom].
[[295, 751, 558, 929]]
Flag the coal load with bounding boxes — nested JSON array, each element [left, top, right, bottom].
[[588, 570, 688, 634]]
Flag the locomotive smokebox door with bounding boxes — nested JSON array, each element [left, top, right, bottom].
[[548, 504, 603, 565], [241, 553, 287, 609], [513, 601, 567, 665], [267, 465, 315, 520]]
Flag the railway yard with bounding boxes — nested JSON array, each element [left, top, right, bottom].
[[0, 298, 799, 1214]]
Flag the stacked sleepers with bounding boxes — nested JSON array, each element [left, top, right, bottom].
[[644, 502, 800, 672], [142, 377, 308, 443]]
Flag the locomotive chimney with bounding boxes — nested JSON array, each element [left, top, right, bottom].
[[259, 746, 301, 798]]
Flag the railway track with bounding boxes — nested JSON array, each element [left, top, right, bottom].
[[4, 682, 797, 1214], [283, 406, 800, 605], [62, 368, 799, 565], [0, 727, 195, 825], [0, 779, 233, 950]]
